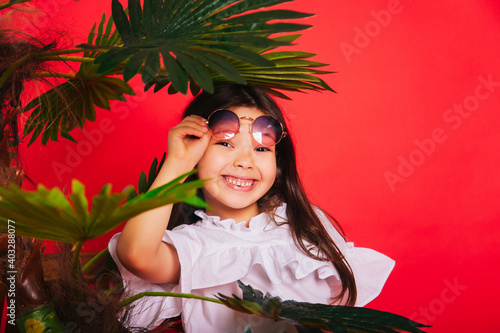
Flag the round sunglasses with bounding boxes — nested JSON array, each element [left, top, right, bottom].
[[205, 109, 287, 146]]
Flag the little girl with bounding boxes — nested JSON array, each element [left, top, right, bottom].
[[109, 84, 395, 332]]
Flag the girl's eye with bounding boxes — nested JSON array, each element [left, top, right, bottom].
[[216, 141, 232, 148], [255, 146, 272, 152]]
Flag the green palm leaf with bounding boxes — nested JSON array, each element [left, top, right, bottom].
[[94, 0, 314, 93], [22, 13, 133, 146], [145, 34, 334, 98], [0, 171, 206, 243], [127, 152, 167, 202], [121, 280, 429, 333], [215, 281, 430, 333], [22, 76, 134, 146]]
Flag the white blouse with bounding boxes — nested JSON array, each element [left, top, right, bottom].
[[108, 204, 395, 333]]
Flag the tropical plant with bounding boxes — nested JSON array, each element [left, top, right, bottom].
[[1, 0, 334, 149], [0, 157, 428, 332], [127, 152, 166, 201], [217, 281, 429, 333], [118, 280, 429, 333], [0, 170, 206, 276], [0, 0, 428, 332]]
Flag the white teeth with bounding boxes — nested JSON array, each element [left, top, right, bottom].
[[225, 176, 254, 187]]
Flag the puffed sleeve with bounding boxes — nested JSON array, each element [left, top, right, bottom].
[[314, 207, 396, 306], [108, 233, 182, 329]]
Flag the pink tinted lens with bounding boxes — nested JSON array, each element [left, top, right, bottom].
[[207, 110, 239, 139], [252, 116, 282, 146]]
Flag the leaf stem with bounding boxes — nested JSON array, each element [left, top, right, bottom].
[[0, 53, 31, 90], [35, 48, 87, 57], [71, 241, 84, 278], [0, 0, 32, 10], [35, 47, 111, 58], [82, 247, 109, 273], [0, 47, 106, 89], [120, 292, 223, 308], [41, 55, 96, 63], [35, 72, 76, 80]]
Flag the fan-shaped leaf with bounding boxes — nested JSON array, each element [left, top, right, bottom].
[[148, 157, 159, 188], [177, 53, 214, 93], [138, 171, 148, 194], [142, 0, 152, 33], [88, 22, 97, 45], [94, 48, 138, 74], [22, 75, 135, 146], [143, 51, 161, 83], [112, 0, 133, 42], [183, 50, 245, 84], [82, 13, 121, 60], [123, 51, 147, 81], [0, 171, 206, 243], [146, 46, 334, 98], [128, 0, 143, 34], [127, 152, 166, 202], [89, 87, 111, 110], [263, 51, 318, 61], [210, 45, 275, 67], [94, 0, 319, 94], [211, 0, 292, 20], [94, 13, 106, 48], [22, 12, 132, 146], [214, 281, 430, 333], [228, 10, 313, 25], [160, 50, 188, 94], [145, 0, 162, 33]]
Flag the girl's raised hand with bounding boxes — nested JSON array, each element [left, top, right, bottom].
[[116, 115, 210, 283], [166, 115, 211, 174]]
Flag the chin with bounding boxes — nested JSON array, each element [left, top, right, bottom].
[[221, 200, 258, 211]]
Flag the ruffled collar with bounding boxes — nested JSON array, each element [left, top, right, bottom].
[[194, 203, 288, 232]]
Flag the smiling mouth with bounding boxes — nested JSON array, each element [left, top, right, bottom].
[[223, 175, 256, 188]]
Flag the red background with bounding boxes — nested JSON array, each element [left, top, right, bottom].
[[14, 0, 500, 332]]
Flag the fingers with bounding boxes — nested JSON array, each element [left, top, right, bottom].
[[166, 116, 212, 171], [171, 115, 208, 139]]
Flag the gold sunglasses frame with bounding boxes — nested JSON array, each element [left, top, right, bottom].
[[204, 109, 287, 146]]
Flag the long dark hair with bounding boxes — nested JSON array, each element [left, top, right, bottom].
[[169, 84, 357, 306]]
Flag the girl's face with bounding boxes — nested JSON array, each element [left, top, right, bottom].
[[197, 106, 277, 223]]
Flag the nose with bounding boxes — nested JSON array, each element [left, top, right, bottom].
[[233, 139, 255, 169], [233, 119, 256, 169]]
